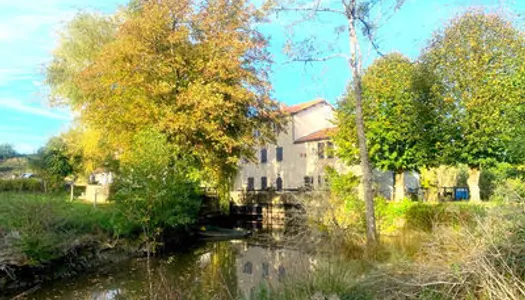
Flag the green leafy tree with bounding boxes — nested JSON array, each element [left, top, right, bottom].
[[0, 144, 18, 160], [30, 137, 77, 191], [336, 54, 442, 201], [113, 129, 201, 251], [422, 11, 525, 201], [275, 0, 408, 244]]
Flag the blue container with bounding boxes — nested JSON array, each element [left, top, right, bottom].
[[455, 188, 469, 200]]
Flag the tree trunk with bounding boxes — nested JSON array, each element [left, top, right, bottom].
[[467, 167, 481, 202], [70, 183, 74, 202], [394, 170, 405, 201], [346, 0, 377, 244]]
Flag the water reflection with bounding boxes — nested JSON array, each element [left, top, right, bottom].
[[29, 238, 312, 300]]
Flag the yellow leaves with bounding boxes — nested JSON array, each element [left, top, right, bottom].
[[48, 0, 284, 186]]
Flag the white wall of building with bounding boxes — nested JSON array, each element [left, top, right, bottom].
[[292, 103, 334, 140], [232, 101, 419, 200]]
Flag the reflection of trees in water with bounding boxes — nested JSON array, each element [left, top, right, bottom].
[[201, 241, 239, 299], [143, 241, 239, 299], [31, 240, 310, 299]]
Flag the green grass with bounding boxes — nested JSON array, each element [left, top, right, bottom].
[[0, 192, 139, 265]]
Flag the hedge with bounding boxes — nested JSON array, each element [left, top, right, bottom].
[[0, 179, 44, 193]]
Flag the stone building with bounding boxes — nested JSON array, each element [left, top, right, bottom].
[[231, 99, 419, 202]]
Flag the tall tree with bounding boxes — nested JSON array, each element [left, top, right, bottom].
[[275, 0, 406, 244], [422, 11, 525, 201], [46, 12, 118, 106], [0, 144, 17, 160], [47, 0, 284, 193], [30, 137, 78, 191], [335, 53, 439, 201]]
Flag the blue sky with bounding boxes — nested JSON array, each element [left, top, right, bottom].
[[0, 0, 523, 153]]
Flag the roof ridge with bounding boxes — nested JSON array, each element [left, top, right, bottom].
[[284, 98, 328, 114]]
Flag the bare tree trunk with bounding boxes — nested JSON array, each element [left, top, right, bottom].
[[467, 167, 481, 202], [345, 0, 377, 244], [394, 170, 405, 201], [70, 182, 74, 202]]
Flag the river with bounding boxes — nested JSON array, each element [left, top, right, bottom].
[[28, 231, 314, 299]]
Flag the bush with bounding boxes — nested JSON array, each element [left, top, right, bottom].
[[491, 178, 525, 203], [376, 201, 487, 233], [323, 168, 364, 230], [112, 130, 201, 247], [0, 179, 43, 192]]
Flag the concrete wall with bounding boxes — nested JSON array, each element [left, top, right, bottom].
[[79, 184, 109, 203]]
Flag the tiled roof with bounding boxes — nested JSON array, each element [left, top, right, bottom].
[[294, 128, 336, 144], [284, 98, 329, 115]]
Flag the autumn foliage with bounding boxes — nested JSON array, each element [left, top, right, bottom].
[[48, 0, 284, 187]]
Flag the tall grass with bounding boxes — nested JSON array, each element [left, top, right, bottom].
[[255, 200, 525, 300], [0, 192, 138, 266]]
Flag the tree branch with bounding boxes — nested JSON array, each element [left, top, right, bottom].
[[284, 53, 349, 64], [358, 17, 384, 57], [274, 6, 346, 16]]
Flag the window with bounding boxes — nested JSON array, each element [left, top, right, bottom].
[[318, 175, 322, 186], [260, 148, 267, 163], [247, 177, 254, 191], [276, 177, 283, 191], [262, 262, 270, 278], [276, 147, 283, 162], [317, 142, 325, 159], [261, 177, 267, 190], [278, 265, 286, 281], [243, 261, 253, 274], [327, 142, 334, 158], [272, 123, 281, 135], [304, 176, 314, 188]]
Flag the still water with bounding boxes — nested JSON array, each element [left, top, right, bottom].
[[28, 233, 313, 300]]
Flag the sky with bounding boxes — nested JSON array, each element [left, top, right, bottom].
[[0, 0, 523, 154]]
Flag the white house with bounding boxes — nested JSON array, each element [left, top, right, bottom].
[[232, 99, 419, 201]]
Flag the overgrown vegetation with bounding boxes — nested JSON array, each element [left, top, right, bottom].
[[112, 129, 202, 251], [0, 178, 43, 192], [257, 199, 524, 299], [257, 165, 525, 299], [0, 193, 138, 266]]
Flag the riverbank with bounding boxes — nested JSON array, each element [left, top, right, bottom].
[[254, 202, 525, 299], [0, 192, 196, 297]]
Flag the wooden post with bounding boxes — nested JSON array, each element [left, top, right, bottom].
[[70, 182, 74, 202]]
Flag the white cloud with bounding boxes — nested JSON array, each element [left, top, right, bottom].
[[0, 98, 71, 120]]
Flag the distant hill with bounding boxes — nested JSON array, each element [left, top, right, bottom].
[[0, 156, 34, 179]]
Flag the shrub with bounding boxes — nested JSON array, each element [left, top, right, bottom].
[[375, 201, 487, 234], [491, 178, 525, 203], [0, 179, 43, 192], [112, 129, 201, 247], [323, 167, 364, 230]]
